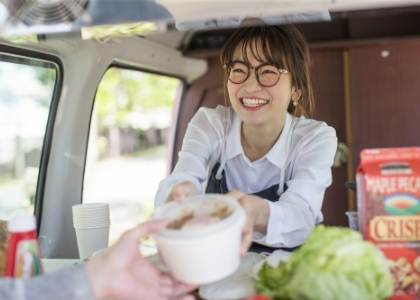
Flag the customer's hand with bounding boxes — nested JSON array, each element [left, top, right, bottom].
[[226, 190, 270, 256], [165, 181, 197, 203], [85, 220, 197, 300]]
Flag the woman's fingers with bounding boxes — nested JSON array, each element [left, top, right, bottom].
[[226, 189, 246, 200], [240, 214, 254, 256], [237, 197, 255, 256], [172, 185, 188, 201], [166, 181, 197, 203]]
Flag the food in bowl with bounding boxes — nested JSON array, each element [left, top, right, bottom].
[[152, 194, 246, 285], [179, 215, 221, 230], [168, 203, 231, 230]]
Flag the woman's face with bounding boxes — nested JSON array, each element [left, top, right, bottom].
[[227, 42, 297, 130]]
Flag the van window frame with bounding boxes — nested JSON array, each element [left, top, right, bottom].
[[82, 62, 186, 201], [0, 44, 63, 234]]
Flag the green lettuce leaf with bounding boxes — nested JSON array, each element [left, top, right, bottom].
[[255, 225, 393, 300]]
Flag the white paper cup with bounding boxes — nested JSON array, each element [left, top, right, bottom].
[[73, 214, 110, 218], [73, 218, 111, 227], [73, 217, 110, 223], [72, 203, 109, 210], [72, 208, 109, 212], [72, 208, 109, 213], [72, 213, 110, 217], [152, 194, 246, 285], [73, 222, 111, 229], [72, 211, 109, 216], [72, 203, 111, 258], [73, 222, 111, 227], [72, 204, 110, 227], [75, 226, 110, 259]]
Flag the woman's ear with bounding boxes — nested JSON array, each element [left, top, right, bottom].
[[291, 89, 302, 102]]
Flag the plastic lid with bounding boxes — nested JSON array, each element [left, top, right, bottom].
[[7, 209, 36, 233]]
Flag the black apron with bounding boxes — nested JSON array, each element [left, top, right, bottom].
[[205, 163, 301, 253]]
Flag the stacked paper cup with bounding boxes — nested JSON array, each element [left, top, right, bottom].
[[72, 203, 110, 259]]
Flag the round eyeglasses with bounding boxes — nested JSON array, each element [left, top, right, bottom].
[[224, 61, 289, 87]]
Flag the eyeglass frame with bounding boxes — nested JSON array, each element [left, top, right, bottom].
[[223, 60, 289, 87]]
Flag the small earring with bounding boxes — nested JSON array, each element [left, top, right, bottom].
[[293, 101, 298, 106]]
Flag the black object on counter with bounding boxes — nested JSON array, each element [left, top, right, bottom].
[[345, 182, 357, 192]]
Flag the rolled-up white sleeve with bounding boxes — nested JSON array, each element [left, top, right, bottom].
[[254, 124, 338, 247], [154, 107, 224, 208]]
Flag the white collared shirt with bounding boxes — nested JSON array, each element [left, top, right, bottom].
[[155, 106, 337, 247]]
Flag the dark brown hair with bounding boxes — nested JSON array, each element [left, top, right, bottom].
[[220, 24, 314, 118]]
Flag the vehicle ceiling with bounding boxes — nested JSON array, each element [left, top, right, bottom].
[[2, 0, 420, 57]]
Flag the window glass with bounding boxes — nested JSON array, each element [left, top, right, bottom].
[[0, 54, 57, 220], [84, 67, 181, 254]]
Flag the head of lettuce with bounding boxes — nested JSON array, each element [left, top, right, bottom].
[[255, 225, 393, 300]]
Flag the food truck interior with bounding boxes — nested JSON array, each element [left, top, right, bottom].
[[1, 0, 420, 259]]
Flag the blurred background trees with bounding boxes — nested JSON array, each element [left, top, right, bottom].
[[94, 67, 181, 158]]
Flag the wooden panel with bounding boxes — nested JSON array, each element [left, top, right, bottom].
[[299, 19, 348, 42], [310, 49, 349, 226], [348, 9, 420, 39], [350, 40, 420, 168]]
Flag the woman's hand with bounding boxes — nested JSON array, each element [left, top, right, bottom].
[[85, 220, 197, 300], [226, 190, 270, 256], [165, 181, 197, 203]]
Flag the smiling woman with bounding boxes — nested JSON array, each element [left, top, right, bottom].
[[221, 24, 314, 119], [154, 22, 338, 254]]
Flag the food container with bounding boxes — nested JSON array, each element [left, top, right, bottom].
[[152, 194, 246, 285], [357, 147, 420, 297]]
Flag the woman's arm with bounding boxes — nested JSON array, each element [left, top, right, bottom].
[[227, 122, 337, 249], [226, 190, 270, 255], [258, 123, 338, 247], [154, 107, 226, 208]]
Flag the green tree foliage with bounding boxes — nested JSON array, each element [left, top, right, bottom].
[[82, 22, 157, 42], [34, 67, 55, 87], [95, 68, 180, 129]]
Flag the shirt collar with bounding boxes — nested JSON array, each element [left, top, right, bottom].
[[225, 112, 243, 161], [265, 112, 293, 168], [225, 111, 293, 168]]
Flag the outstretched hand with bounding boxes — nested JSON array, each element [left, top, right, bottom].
[[85, 220, 198, 300], [165, 181, 197, 203], [226, 190, 270, 256]]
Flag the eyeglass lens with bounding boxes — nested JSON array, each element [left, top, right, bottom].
[[227, 62, 280, 87]]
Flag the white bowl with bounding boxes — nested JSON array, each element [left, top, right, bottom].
[[152, 194, 246, 285]]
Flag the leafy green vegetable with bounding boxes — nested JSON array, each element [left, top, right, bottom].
[[255, 225, 393, 300]]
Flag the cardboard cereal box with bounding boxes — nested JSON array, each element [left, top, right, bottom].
[[357, 147, 420, 297]]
